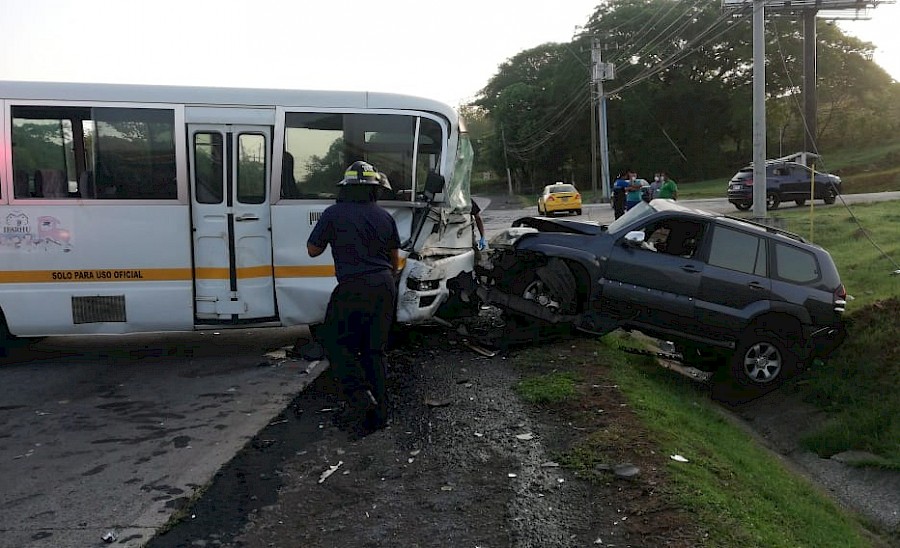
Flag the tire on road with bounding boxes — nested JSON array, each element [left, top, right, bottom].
[[766, 193, 781, 210], [823, 187, 837, 205]]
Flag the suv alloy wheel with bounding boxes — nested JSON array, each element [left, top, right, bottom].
[[729, 328, 796, 390]]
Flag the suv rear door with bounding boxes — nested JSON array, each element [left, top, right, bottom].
[[695, 223, 772, 339]]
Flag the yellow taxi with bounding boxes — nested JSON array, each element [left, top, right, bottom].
[[538, 183, 582, 216]]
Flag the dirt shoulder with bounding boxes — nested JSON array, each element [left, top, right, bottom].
[[149, 322, 702, 548]]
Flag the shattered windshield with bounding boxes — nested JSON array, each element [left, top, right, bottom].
[[606, 200, 657, 233], [447, 133, 474, 213]]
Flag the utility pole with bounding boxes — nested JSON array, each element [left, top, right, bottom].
[[501, 125, 514, 196], [591, 38, 614, 202], [802, 9, 818, 155], [752, 0, 767, 220], [590, 83, 598, 197]]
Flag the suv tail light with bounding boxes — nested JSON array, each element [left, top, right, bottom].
[[833, 284, 847, 313]]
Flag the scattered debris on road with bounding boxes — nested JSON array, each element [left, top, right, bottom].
[[318, 461, 344, 484]]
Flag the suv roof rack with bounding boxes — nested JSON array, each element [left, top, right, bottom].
[[747, 151, 821, 168], [722, 215, 808, 243]]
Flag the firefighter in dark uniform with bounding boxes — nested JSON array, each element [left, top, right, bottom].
[[307, 161, 400, 435]]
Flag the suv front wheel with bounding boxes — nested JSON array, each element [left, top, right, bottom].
[[729, 329, 795, 390]]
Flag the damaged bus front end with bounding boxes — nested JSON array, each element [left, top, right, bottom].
[[395, 130, 479, 324]]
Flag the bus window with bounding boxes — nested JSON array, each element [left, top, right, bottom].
[[283, 112, 444, 201], [237, 133, 267, 204], [415, 118, 443, 198], [11, 115, 78, 198], [194, 132, 224, 204], [11, 106, 177, 200]]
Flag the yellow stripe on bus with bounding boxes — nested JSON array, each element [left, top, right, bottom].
[[0, 268, 191, 283], [194, 266, 275, 280], [0, 264, 340, 283]]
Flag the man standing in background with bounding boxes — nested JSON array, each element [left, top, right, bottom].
[[657, 171, 678, 200]]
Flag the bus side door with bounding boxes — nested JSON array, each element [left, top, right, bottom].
[[189, 124, 275, 320]]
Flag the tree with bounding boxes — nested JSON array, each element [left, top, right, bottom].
[[470, 0, 899, 187]]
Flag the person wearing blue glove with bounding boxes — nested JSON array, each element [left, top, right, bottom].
[[471, 199, 487, 251]]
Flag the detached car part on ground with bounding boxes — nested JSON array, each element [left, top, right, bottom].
[[727, 162, 841, 211], [476, 200, 848, 398]]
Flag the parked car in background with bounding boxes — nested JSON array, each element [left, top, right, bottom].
[[727, 161, 841, 211], [478, 200, 848, 398], [538, 183, 582, 216]]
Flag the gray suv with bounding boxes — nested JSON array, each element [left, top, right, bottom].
[[478, 200, 848, 395], [727, 162, 841, 211]]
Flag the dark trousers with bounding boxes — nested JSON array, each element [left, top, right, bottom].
[[613, 189, 626, 219], [321, 270, 397, 424]]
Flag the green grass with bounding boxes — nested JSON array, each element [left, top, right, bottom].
[[512, 334, 879, 547], [515, 371, 579, 404], [795, 298, 900, 468], [820, 140, 900, 172], [601, 335, 877, 547]]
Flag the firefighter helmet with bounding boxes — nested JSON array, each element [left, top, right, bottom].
[[339, 161, 381, 186]]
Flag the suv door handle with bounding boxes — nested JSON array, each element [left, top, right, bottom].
[[680, 264, 700, 273], [235, 214, 260, 222], [748, 282, 766, 290]]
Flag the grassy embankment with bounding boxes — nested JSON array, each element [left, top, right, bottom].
[[766, 202, 900, 468], [510, 200, 899, 545], [513, 334, 882, 547]]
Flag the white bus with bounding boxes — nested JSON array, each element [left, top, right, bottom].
[[0, 81, 477, 346]]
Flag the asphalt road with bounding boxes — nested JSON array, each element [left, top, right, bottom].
[[0, 328, 323, 548]]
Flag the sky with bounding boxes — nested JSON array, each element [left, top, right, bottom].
[[0, 0, 898, 109]]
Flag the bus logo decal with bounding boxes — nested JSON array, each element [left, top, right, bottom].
[[1, 211, 73, 252]]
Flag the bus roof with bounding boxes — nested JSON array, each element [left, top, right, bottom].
[[0, 80, 459, 122]]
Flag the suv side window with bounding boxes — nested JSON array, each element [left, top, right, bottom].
[[634, 218, 705, 259], [774, 242, 820, 283], [708, 226, 767, 276]]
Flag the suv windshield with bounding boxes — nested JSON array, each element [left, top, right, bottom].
[[607, 200, 657, 232]]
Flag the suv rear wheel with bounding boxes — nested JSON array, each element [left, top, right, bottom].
[[729, 329, 795, 390]]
